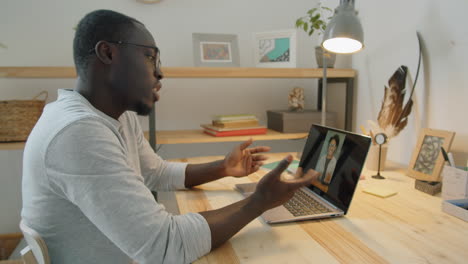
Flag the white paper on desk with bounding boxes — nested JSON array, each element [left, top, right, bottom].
[[362, 186, 397, 198], [442, 165, 468, 200]]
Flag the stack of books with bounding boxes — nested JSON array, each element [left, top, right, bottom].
[[201, 114, 268, 137]]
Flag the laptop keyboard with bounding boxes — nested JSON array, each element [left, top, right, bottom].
[[284, 188, 332, 217]]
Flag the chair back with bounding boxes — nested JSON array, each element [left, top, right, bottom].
[[19, 220, 50, 264]]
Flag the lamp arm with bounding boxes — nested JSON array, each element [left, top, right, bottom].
[[321, 51, 327, 126]]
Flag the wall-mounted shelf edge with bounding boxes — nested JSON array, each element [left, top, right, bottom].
[[0, 66, 355, 79], [0, 129, 308, 150]]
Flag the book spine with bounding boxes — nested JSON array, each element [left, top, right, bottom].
[[201, 124, 265, 132], [204, 128, 267, 137], [212, 120, 259, 128], [213, 115, 257, 122]]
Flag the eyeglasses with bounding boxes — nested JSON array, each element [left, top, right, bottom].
[[88, 41, 161, 70]]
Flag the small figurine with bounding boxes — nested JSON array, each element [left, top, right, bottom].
[[288, 87, 304, 111]]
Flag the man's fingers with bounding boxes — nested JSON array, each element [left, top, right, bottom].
[[251, 164, 261, 173], [239, 138, 253, 150], [295, 167, 303, 178], [287, 169, 318, 190], [252, 154, 268, 161], [252, 161, 264, 167], [270, 155, 293, 175], [242, 151, 251, 169], [308, 169, 320, 182], [248, 146, 271, 154], [245, 153, 252, 174]]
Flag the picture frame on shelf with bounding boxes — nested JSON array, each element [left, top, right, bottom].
[[253, 29, 297, 68], [192, 33, 240, 67], [407, 128, 456, 182]]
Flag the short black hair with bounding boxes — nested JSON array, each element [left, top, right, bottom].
[[329, 134, 340, 146], [73, 10, 143, 79]]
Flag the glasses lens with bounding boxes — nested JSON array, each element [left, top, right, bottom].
[[155, 52, 161, 69]]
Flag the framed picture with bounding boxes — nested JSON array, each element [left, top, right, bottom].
[[253, 29, 297, 68], [407, 128, 456, 182], [192, 33, 239, 67]]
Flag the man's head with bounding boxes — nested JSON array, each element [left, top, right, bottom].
[[327, 135, 339, 157], [73, 10, 163, 116]]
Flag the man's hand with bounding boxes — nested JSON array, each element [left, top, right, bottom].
[[199, 154, 317, 250], [250, 155, 319, 212], [223, 138, 271, 177]]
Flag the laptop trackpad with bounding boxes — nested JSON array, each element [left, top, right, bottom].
[[236, 183, 302, 223], [262, 205, 295, 222]]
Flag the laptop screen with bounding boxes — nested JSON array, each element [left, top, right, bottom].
[[299, 124, 371, 213]]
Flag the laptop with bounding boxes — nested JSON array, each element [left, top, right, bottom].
[[235, 124, 371, 224]]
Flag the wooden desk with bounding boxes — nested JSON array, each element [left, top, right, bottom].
[[170, 153, 468, 264]]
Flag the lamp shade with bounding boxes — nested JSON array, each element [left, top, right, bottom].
[[322, 0, 364, 54]]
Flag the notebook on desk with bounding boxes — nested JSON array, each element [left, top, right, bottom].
[[236, 124, 371, 224]]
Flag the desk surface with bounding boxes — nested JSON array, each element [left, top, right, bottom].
[[170, 153, 468, 264]]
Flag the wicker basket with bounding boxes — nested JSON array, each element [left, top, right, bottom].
[[0, 91, 48, 142]]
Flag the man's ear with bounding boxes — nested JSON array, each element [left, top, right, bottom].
[[94, 41, 113, 65]]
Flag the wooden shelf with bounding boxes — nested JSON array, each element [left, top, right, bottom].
[[144, 129, 308, 144], [0, 67, 77, 78], [0, 66, 350, 149], [0, 142, 26, 150], [0, 66, 355, 79], [0, 130, 308, 150], [161, 67, 355, 78]]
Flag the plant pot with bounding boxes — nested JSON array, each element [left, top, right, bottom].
[[315, 46, 336, 68], [366, 144, 388, 171]]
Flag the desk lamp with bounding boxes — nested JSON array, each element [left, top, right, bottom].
[[320, 0, 364, 129]]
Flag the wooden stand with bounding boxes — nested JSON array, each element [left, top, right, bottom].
[[415, 180, 442, 195]]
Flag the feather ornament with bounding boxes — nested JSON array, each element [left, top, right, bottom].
[[376, 66, 411, 138], [368, 32, 422, 142]]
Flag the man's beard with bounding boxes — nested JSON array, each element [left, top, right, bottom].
[[135, 101, 153, 116]]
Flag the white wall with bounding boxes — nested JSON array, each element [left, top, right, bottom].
[[2, 0, 346, 234], [1, 0, 354, 130], [349, 0, 468, 166]]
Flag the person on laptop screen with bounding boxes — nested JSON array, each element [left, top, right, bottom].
[[313, 132, 345, 192], [235, 125, 371, 224]]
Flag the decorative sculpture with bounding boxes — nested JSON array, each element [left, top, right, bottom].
[[288, 87, 305, 111]]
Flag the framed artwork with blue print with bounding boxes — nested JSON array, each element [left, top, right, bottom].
[[253, 29, 297, 68]]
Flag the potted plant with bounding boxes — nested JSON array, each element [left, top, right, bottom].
[[295, 3, 335, 68]]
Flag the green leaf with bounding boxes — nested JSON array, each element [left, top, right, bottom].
[[311, 14, 320, 22], [297, 4, 333, 37], [295, 19, 304, 28], [0, 42, 7, 49], [307, 8, 318, 15]]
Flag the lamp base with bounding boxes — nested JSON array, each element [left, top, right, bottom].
[[372, 174, 385, 180]]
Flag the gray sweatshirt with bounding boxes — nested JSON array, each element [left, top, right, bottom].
[[21, 89, 211, 264]]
